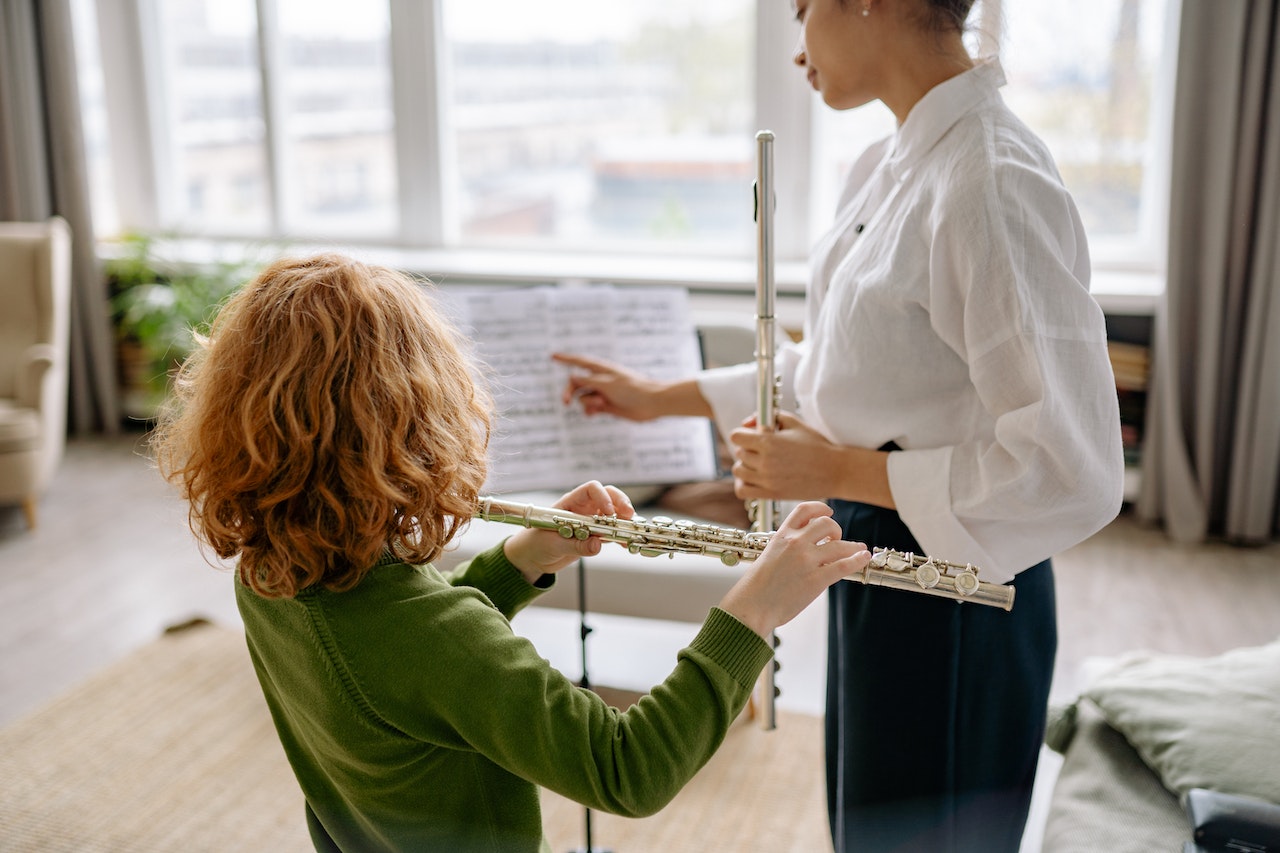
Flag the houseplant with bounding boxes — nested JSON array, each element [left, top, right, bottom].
[[104, 233, 261, 421]]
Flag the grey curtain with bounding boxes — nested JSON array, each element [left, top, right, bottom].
[[1137, 0, 1280, 543], [0, 0, 119, 434]]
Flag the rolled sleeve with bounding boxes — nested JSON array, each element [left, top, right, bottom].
[[887, 444, 1010, 583], [696, 362, 757, 446]]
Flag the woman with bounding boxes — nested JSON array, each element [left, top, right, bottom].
[[553, 0, 1125, 850], [152, 253, 872, 853]]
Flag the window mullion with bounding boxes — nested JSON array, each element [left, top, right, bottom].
[[95, 0, 165, 230], [388, 0, 448, 248], [254, 0, 287, 235], [1136, 0, 1181, 266], [755, 0, 812, 264]]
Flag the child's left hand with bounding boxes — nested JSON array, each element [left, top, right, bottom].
[[502, 481, 635, 582]]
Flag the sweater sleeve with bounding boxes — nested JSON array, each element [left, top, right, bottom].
[[442, 539, 549, 619], [336, 581, 773, 818]]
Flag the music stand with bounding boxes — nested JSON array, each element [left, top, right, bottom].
[[569, 557, 615, 853]]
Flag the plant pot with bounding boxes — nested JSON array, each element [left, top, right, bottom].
[[116, 338, 169, 423]]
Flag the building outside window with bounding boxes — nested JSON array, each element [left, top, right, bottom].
[[73, 0, 1174, 287]]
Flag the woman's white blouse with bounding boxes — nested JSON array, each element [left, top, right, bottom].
[[698, 59, 1124, 583]]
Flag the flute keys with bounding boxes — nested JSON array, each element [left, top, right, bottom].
[[626, 541, 667, 558], [954, 566, 980, 596], [555, 522, 590, 540], [915, 560, 941, 589], [872, 548, 911, 572], [720, 551, 741, 567]]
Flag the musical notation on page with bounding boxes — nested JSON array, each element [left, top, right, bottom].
[[437, 284, 717, 494]]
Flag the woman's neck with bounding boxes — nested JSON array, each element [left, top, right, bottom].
[[883, 38, 975, 125]]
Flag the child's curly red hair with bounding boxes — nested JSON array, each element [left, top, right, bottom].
[[153, 253, 492, 598]]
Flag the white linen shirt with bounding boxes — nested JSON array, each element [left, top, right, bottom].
[[698, 59, 1124, 583]]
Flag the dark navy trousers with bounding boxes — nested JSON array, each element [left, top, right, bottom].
[[825, 499, 1056, 853]]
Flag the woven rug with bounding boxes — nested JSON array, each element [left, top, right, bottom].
[[0, 621, 832, 853]]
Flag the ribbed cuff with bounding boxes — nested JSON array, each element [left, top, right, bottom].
[[463, 541, 546, 615], [688, 607, 774, 691]]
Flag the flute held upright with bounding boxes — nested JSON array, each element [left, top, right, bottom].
[[751, 129, 782, 730]]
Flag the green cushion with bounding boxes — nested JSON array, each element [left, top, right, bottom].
[[1080, 639, 1280, 804]]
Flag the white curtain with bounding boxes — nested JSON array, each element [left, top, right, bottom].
[[0, 0, 119, 434], [1137, 0, 1280, 543]]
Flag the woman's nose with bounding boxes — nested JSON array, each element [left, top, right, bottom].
[[793, 45, 807, 67]]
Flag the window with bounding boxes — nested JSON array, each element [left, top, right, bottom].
[[814, 0, 1172, 272], [69, 0, 118, 237], [78, 0, 1176, 284], [142, 0, 396, 236], [444, 1, 755, 255], [155, 0, 271, 233], [1000, 0, 1175, 269], [812, 0, 1174, 273]]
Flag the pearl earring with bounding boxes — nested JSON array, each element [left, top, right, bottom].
[[861, 6, 870, 15]]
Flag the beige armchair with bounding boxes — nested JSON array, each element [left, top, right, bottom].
[[0, 217, 71, 529]]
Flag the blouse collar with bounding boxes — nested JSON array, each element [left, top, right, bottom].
[[885, 57, 1007, 180]]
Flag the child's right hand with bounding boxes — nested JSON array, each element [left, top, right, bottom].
[[717, 502, 871, 639]]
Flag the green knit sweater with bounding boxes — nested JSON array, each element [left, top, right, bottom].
[[236, 541, 772, 853]]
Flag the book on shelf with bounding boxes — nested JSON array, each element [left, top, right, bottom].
[[1108, 339, 1151, 392]]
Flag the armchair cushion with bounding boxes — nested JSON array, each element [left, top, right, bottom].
[[0, 402, 40, 454]]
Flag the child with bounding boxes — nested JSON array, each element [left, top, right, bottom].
[[153, 253, 871, 853]]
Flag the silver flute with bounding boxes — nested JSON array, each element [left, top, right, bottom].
[[751, 130, 781, 729], [474, 496, 1017, 612], [752, 129, 780, 538]]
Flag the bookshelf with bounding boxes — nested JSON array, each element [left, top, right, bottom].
[[1105, 312, 1155, 503]]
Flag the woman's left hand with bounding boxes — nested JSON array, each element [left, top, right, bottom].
[[730, 412, 894, 508], [502, 480, 635, 583]]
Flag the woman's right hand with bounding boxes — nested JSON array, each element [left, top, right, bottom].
[[552, 352, 710, 421], [717, 502, 871, 639]]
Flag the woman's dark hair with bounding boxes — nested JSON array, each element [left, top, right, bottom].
[[839, 0, 975, 35], [922, 0, 976, 33]]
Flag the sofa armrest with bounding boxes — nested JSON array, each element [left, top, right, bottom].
[[17, 344, 57, 410], [1041, 700, 1186, 852]]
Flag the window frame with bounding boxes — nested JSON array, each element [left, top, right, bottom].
[[90, 0, 1171, 307]]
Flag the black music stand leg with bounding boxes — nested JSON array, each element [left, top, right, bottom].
[[568, 557, 615, 853]]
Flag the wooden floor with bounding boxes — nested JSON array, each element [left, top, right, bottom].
[[2, 432, 1279, 848]]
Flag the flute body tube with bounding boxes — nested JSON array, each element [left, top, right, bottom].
[[473, 497, 1017, 613], [752, 130, 781, 730]]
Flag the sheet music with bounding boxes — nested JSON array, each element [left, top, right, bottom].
[[438, 284, 717, 493]]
